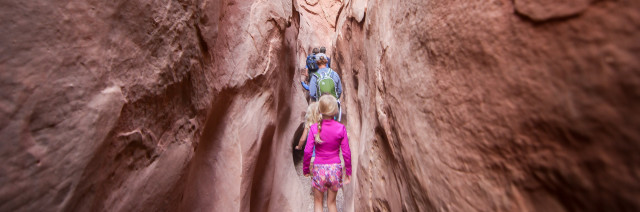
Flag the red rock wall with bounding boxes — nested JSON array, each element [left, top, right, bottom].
[[0, 0, 310, 211], [2, 0, 639, 211], [176, 0, 310, 211], [334, 0, 640, 211], [0, 0, 211, 211]]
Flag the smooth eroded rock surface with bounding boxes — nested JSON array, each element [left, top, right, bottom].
[[1, 0, 210, 211], [514, 0, 592, 22], [1, 0, 309, 211], [334, 0, 640, 211]]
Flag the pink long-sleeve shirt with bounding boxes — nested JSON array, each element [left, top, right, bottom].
[[303, 119, 352, 176]]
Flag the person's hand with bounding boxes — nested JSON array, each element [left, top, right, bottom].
[[343, 175, 351, 184], [295, 145, 302, 150], [304, 174, 310, 178]]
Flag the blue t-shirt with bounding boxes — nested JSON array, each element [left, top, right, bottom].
[[309, 67, 342, 101]]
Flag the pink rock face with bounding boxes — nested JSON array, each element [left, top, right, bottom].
[[1, 0, 308, 211], [296, 0, 343, 63], [514, 0, 592, 22], [334, 0, 640, 211], [0, 0, 211, 211]]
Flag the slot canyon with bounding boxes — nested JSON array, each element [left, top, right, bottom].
[[1, 0, 639, 211]]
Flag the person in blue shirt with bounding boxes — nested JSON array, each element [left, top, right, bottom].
[[300, 47, 333, 92], [301, 48, 320, 91], [309, 55, 342, 102], [310, 55, 343, 121]]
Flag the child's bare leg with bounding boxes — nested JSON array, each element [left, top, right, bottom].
[[327, 189, 338, 212], [313, 188, 324, 212]]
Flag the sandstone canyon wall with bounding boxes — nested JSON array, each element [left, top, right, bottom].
[[1, 0, 210, 211], [334, 0, 640, 211], [0, 0, 312, 211], [1, 0, 639, 212]]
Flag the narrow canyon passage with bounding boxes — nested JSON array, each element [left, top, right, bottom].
[[1, 0, 639, 212], [176, 0, 350, 211]]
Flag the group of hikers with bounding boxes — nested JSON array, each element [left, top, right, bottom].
[[294, 46, 351, 212]]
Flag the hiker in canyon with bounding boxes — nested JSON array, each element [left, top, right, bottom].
[[309, 55, 343, 121], [295, 101, 321, 192], [317, 46, 331, 68], [303, 95, 352, 212], [295, 102, 320, 151], [300, 46, 330, 92], [300, 48, 320, 92]]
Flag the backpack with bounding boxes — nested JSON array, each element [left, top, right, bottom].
[[313, 69, 337, 99], [306, 54, 318, 72]]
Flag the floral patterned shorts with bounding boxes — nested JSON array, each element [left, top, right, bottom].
[[312, 163, 343, 192]]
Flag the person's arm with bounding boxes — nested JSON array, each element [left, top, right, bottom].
[[300, 68, 309, 90], [333, 70, 343, 99], [309, 74, 318, 101], [340, 125, 352, 176], [303, 126, 316, 176], [296, 127, 309, 149]]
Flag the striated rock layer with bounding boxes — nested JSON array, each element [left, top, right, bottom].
[[333, 0, 640, 211]]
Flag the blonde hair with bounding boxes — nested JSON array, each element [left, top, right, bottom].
[[304, 102, 320, 129], [315, 95, 338, 144]]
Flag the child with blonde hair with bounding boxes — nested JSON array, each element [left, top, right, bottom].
[[303, 95, 352, 212], [295, 102, 321, 150]]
